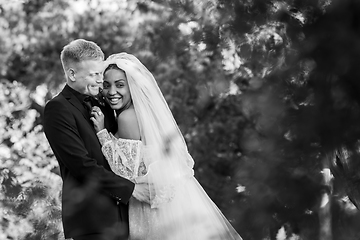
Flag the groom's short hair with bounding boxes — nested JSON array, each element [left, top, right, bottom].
[[60, 39, 104, 77]]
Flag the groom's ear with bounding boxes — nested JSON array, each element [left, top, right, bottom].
[[68, 68, 76, 82]]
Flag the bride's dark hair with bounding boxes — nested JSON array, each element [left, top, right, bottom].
[[104, 63, 125, 74]]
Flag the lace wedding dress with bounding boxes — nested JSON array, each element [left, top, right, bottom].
[[97, 130, 242, 240]]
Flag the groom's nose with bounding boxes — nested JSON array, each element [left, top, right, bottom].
[[95, 74, 103, 83]]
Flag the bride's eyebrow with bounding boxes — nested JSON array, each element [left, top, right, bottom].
[[104, 79, 125, 83]]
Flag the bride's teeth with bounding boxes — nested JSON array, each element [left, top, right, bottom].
[[109, 97, 121, 103]]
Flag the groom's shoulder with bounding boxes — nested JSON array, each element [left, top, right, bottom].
[[45, 92, 64, 107], [46, 85, 69, 105], [44, 87, 72, 115]]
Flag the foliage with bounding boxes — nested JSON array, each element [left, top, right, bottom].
[[2, 0, 360, 239], [0, 80, 62, 239], [215, 0, 360, 239]]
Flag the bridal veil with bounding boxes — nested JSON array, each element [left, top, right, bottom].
[[103, 53, 242, 240]]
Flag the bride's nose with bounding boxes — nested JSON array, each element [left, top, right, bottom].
[[108, 85, 117, 95]]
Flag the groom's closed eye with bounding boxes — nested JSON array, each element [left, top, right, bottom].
[[89, 72, 102, 77]]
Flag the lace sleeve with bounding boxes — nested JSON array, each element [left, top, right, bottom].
[[96, 129, 116, 170], [96, 130, 138, 181], [97, 129, 113, 146]]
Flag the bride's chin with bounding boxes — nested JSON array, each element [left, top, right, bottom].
[[109, 104, 122, 110]]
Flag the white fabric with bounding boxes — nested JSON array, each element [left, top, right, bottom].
[[97, 129, 146, 181], [97, 130, 242, 240], [101, 53, 242, 239], [104, 53, 195, 208]]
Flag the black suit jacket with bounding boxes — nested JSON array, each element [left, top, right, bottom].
[[43, 85, 135, 239]]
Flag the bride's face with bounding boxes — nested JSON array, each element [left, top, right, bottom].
[[102, 68, 132, 112]]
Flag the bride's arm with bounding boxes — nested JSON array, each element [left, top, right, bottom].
[[89, 106, 117, 165], [92, 106, 152, 203], [96, 129, 119, 175], [116, 109, 154, 203], [96, 129, 114, 146]]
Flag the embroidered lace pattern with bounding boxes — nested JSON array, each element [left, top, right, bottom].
[[97, 129, 147, 181], [96, 130, 183, 207]]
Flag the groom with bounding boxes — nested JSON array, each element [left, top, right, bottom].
[[44, 39, 149, 240]]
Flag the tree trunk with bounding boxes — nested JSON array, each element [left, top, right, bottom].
[[319, 157, 333, 240]]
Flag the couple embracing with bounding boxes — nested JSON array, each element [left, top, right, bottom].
[[43, 39, 242, 240]]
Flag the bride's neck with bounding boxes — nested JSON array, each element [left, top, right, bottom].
[[116, 102, 133, 116]]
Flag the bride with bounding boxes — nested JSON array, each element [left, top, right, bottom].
[[90, 53, 242, 240]]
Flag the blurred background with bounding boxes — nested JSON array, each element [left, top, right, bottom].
[[2, 0, 360, 239]]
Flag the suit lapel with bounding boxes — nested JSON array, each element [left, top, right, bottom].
[[61, 85, 96, 133]]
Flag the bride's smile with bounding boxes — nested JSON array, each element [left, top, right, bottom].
[[107, 96, 122, 104]]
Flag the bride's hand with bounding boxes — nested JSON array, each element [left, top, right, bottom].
[[90, 106, 105, 132], [132, 182, 155, 204]]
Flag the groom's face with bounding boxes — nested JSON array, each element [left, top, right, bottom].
[[71, 59, 104, 96]]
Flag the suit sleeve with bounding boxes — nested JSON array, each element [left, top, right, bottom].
[[43, 99, 134, 204]]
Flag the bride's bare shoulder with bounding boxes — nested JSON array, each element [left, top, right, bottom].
[[116, 108, 140, 140]]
